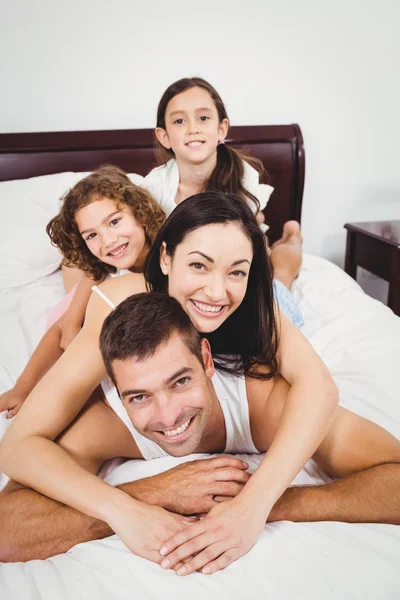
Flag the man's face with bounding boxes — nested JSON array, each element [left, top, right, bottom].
[[113, 334, 215, 457]]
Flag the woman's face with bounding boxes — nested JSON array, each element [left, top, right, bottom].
[[161, 222, 253, 333], [76, 196, 148, 272]]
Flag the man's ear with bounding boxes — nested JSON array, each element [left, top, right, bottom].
[[218, 118, 229, 144], [200, 338, 215, 378], [155, 127, 171, 150], [159, 241, 171, 275]]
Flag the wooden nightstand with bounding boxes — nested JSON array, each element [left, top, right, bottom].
[[344, 221, 400, 316]]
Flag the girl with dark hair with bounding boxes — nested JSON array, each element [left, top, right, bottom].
[[0, 192, 338, 575], [145, 77, 268, 218], [142, 77, 303, 328]]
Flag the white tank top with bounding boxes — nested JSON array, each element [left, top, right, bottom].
[[92, 286, 259, 459]]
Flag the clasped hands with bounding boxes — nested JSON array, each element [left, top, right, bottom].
[[108, 456, 271, 576]]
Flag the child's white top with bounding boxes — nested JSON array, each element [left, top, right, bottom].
[[142, 158, 274, 217]]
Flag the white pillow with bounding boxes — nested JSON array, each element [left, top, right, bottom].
[[0, 171, 144, 291]]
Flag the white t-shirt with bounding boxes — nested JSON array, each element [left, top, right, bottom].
[[142, 158, 274, 218]]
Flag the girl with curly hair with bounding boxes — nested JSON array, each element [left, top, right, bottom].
[[0, 166, 165, 418]]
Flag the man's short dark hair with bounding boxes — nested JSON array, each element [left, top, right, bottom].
[[99, 292, 203, 387]]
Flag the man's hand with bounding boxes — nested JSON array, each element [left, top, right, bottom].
[[130, 457, 250, 515], [158, 495, 268, 576]]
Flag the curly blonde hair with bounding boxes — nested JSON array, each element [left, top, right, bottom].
[[47, 165, 166, 280]]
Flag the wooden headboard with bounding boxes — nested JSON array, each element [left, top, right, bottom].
[[0, 124, 305, 244]]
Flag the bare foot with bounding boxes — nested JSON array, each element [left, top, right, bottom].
[[271, 220, 303, 249], [270, 221, 303, 289]]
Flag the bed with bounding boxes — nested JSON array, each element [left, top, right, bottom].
[[0, 126, 399, 600]]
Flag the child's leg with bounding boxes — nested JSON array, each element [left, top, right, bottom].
[[269, 221, 303, 290], [0, 321, 64, 419]]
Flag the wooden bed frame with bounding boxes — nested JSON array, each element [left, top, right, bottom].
[[0, 124, 305, 244]]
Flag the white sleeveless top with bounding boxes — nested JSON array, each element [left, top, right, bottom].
[[92, 286, 259, 459]]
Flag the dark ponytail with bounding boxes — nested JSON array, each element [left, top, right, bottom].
[[206, 143, 261, 213]]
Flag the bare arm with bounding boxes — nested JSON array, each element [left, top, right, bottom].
[[239, 310, 339, 517], [269, 406, 400, 524], [0, 322, 64, 418], [0, 481, 111, 562], [0, 275, 103, 417], [0, 274, 147, 520], [59, 273, 104, 350], [269, 463, 400, 524]]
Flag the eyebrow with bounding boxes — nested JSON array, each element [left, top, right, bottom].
[[169, 107, 213, 118], [80, 210, 121, 236], [120, 367, 194, 399], [188, 250, 251, 266]]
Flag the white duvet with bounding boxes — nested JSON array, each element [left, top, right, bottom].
[[1, 254, 400, 600]]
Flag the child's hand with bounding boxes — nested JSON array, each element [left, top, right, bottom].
[[59, 321, 82, 351], [0, 388, 27, 419]]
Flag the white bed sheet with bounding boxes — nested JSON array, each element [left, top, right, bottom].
[[1, 253, 400, 600]]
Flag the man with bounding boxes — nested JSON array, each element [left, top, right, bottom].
[[1, 293, 399, 570]]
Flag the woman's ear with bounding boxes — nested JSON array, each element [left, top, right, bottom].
[[200, 338, 215, 378], [218, 118, 229, 143], [159, 241, 171, 275], [155, 127, 171, 150]]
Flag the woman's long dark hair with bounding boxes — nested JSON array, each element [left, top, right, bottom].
[[155, 77, 264, 214], [144, 191, 279, 380]]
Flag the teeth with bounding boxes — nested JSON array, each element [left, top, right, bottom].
[[193, 301, 223, 313], [163, 418, 191, 437], [108, 244, 127, 257], [187, 141, 203, 147]]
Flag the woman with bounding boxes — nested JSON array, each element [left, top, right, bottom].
[[0, 192, 338, 571]]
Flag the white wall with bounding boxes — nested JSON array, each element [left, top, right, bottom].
[[1, 0, 399, 271]]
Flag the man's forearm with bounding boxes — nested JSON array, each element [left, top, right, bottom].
[[268, 463, 400, 524], [0, 478, 162, 563]]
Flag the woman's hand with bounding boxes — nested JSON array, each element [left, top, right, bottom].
[[107, 498, 196, 564], [158, 496, 269, 575]]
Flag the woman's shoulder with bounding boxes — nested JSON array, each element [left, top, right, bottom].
[[98, 272, 146, 305], [85, 273, 147, 331]]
